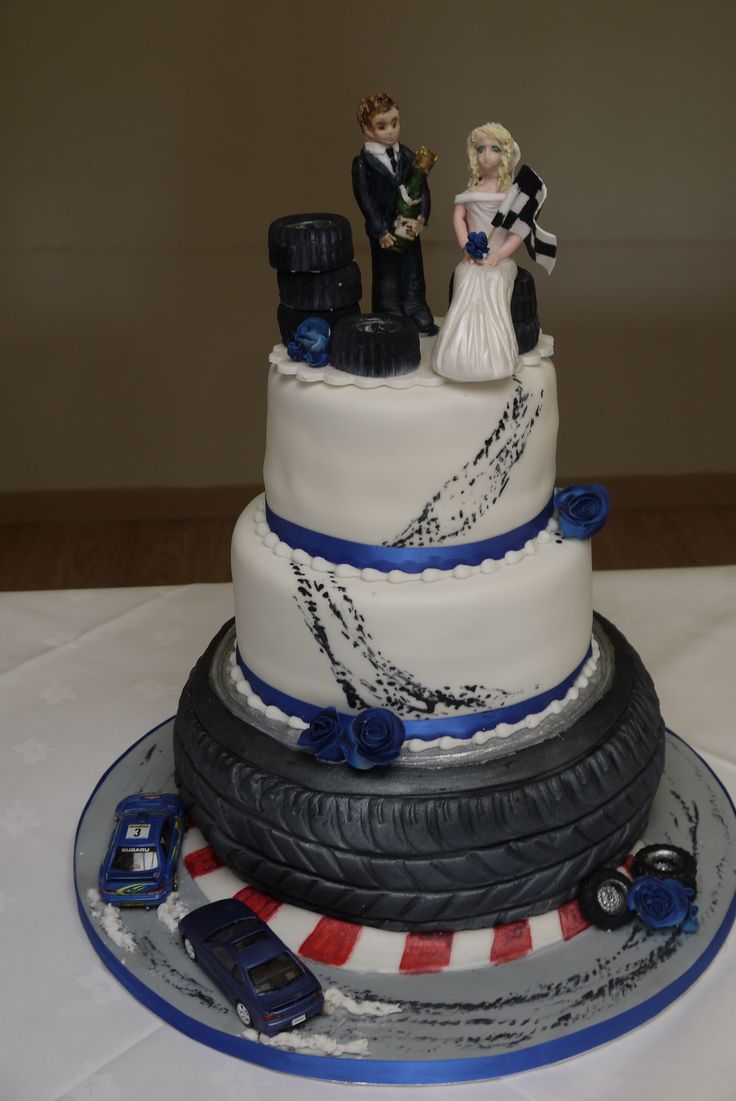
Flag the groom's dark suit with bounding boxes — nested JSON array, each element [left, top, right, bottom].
[[351, 143, 433, 326]]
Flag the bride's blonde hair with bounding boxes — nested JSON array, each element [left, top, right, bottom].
[[466, 122, 515, 191]]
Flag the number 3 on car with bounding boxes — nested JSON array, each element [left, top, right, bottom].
[[98, 792, 184, 906]]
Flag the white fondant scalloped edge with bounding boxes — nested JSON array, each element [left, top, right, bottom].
[[227, 646, 309, 731], [251, 500, 562, 584], [226, 635, 600, 751], [269, 331, 554, 389]]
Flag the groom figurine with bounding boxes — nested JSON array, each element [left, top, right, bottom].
[[352, 92, 437, 335]]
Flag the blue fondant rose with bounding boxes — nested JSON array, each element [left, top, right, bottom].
[[464, 231, 489, 261], [340, 708, 406, 770], [297, 707, 344, 762], [286, 317, 331, 367], [627, 876, 698, 933], [554, 484, 610, 540]]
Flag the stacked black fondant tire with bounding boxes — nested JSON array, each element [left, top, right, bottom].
[[174, 615, 666, 933], [268, 213, 361, 344]]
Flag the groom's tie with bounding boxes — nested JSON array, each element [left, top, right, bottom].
[[386, 146, 397, 175]]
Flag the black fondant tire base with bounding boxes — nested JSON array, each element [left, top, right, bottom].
[[173, 616, 665, 932]]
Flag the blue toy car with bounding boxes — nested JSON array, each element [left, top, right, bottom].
[[98, 792, 184, 906], [179, 898, 324, 1035]]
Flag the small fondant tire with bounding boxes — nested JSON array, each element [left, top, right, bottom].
[[277, 262, 362, 311], [632, 844, 697, 896], [276, 303, 360, 345], [268, 213, 354, 272], [515, 317, 541, 355], [510, 269, 540, 352], [578, 867, 635, 930], [235, 1002, 251, 1027], [330, 313, 421, 377], [183, 936, 197, 961], [510, 267, 538, 323], [174, 616, 665, 931]]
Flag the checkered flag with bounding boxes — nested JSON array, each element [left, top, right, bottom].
[[491, 164, 557, 273]]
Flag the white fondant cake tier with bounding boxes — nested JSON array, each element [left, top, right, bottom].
[[264, 346, 558, 548], [231, 494, 593, 728]]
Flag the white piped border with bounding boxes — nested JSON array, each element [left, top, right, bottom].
[[252, 497, 562, 585], [406, 637, 600, 752], [270, 331, 554, 389], [227, 647, 308, 732], [226, 636, 600, 751]]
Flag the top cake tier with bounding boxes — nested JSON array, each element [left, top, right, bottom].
[[263, 339, 558, 561]]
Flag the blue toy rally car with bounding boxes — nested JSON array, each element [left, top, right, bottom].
[[98, 792, 184, 906], [179, 898, 324, 1035]]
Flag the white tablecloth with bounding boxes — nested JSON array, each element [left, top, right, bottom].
[[1, 570, 734, 1101]]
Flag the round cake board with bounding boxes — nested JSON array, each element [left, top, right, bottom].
[[74, 722, 736, 1086]]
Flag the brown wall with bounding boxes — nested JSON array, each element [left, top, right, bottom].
[[1, 0, 734, 499]]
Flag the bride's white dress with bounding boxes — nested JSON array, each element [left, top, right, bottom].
[[431, 191, 518, 382]]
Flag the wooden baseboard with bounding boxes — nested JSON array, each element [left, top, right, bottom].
[[1, 473, 735, 524], [0, 485, 263, 524], [558, 473, 736, 510]]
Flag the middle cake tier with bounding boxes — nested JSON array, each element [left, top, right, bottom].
[[231, 494, 593, 741], [263, 351, 558, 555]]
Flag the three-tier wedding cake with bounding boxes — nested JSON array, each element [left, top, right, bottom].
[[173, 212, 665, 933]]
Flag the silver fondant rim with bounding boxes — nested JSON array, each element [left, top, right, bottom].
[[211, 621, 611, 768]]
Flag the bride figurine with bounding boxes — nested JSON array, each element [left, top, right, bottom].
[[431, 122, 557, 382]]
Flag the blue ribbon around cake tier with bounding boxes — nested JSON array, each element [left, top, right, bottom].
[[264, 497, 555, 573], [236, 643, 592, 743]]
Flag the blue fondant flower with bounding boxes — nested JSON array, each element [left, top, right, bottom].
[[286, 317, 331, 367], [340, 707, 405, 769], [464, 231, 489, 261], [627, 876, 698, 933], [554, 484, 610, 540], [297, 707, 344, 762], [680, 903, 699, 934]]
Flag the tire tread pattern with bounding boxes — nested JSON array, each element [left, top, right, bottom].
[[174, 617, 665, 931]]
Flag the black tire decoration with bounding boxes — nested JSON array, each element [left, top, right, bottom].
[[514, 317, 541, 355], [329, 313, 421, 377], [268, 213, 354, 272], [276, 303, 360, 346], [632, 844, 697, 897], [578, 867, 635, 930], [173, 616, 666, 932], [510, 268, 540, 352], [510, 267, 538, 323], [277, 262, 362, 311]]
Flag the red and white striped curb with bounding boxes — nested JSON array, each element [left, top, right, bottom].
[[182, 827, 639, 975]]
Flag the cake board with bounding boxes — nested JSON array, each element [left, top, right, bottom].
[[74, 720, 736, 1086]]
